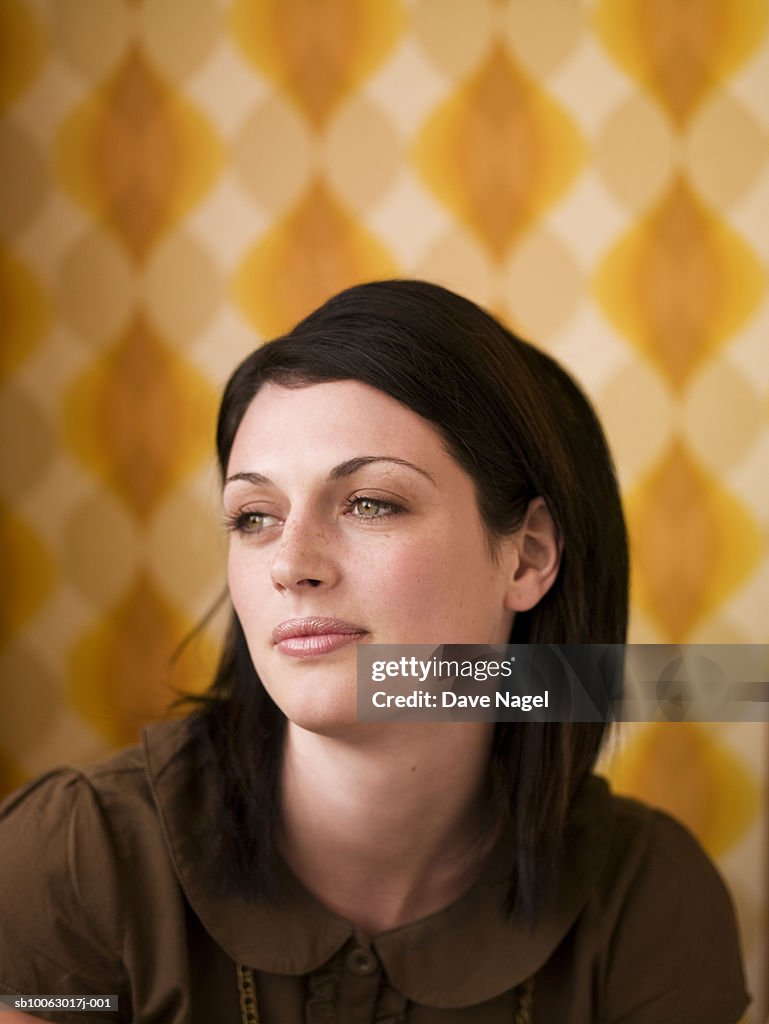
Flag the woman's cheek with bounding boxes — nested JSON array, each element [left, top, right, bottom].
[[377, 539, 450, 608], [227, 548, 266, 619]]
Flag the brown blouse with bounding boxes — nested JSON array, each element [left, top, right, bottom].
[[0, 719, 751, 1023]]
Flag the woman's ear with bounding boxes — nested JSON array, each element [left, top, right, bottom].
[[504, 498, 563, 613]]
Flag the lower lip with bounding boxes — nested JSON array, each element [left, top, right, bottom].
[[276, 632, 366, 658]]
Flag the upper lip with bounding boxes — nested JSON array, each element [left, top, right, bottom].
[[272, 617, 368, 644]]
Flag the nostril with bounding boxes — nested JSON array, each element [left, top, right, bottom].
[[301, 579, 322, 587]]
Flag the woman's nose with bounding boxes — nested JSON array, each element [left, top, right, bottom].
[[269, 513, 339, 593]]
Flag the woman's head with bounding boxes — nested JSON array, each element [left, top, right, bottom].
[[196, 279, 628, 920], [217, 279, 628, 647]]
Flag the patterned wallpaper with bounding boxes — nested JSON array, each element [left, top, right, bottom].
[[1, 0, 767, 1015]]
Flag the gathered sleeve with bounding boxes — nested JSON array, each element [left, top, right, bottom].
[[601, 808, 751, 1024], [0, 770, 130, 1023]]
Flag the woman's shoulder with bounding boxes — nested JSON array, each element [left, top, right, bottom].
[[0, 744, 148, 863], [596, 778, 738, 914], [0, 719, 202, 1016], [0, 718, 205, 874], [577, 775, 751, 1023], [574, 772, 734, 884]]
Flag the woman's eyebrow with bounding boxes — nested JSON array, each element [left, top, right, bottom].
[[225, 457, 436, 489], [329, 456, 436, 485], [224, 471, 271, 488]]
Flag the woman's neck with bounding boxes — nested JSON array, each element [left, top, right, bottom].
[[278, 722, 498, 935]]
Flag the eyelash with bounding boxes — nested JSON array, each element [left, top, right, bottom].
[[223, 496, 404, 535]]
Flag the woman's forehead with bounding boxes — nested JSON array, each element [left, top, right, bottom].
[[226, 380, 453, 476]]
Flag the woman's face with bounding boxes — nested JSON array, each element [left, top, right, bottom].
[[224, 380, 520, 734]]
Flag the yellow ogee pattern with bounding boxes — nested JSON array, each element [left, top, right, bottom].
[[593, 0, 769, 126], [414, 43, 585, 259], [63, 315, 217, 520], [626, 441, 763, 642], [0, 0, 767, 1014], [230, 0, 405, 129], [594, 178, 765, 390], [234, 179, 397, 336], [69, 573, 220, 749], [58, 47, 223, 261]]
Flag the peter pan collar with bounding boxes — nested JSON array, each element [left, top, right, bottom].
[[143, 719, 612, 1008]]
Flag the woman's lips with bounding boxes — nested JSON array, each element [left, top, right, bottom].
[[272, 617, 368, 658]]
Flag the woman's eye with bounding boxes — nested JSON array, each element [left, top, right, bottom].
[[348, 497, 401, 520], [225, 511, 278, 534]]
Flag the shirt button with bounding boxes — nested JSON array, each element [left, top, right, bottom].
[[345, 947, 378, 976]]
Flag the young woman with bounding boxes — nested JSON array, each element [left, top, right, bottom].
[[0, 281, 750, 1022]]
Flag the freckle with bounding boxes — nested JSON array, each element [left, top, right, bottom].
[[410, 765, 416, 772]]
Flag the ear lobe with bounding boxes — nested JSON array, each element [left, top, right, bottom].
[[504, 498, 563, 613]]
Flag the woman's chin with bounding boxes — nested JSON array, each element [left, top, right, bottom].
[[268, 685, 363, 738], [285, 709, 371, 740]]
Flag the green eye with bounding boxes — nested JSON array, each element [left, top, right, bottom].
[[357, 498, 385, 517], [241, 513, 266, 532], [225, 511, 277, 534], [349, 497, 401, 519]]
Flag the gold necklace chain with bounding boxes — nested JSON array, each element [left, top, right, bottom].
[[236, 962, 260, 1024], [237, 964, 533, 1023], [515, 976, 534, 1024]]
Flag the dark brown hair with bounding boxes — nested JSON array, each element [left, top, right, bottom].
[[189, 279, 629, 921]]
